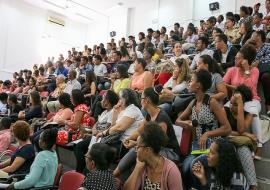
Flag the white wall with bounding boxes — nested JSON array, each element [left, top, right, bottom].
[[0, 0, 88, 80], [86, 7, 129, 46], [193, 0, 265, 26]]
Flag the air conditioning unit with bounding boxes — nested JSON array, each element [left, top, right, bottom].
[[48, 16, 65, 26]]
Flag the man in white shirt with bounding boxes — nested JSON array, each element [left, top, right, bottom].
[[215, 15, 225, 31], [93, 55, 107, 77], [190, 36, 214, 70], [93, 55, 110, 90], [253, 13, 264, 31], [47, 69, 81, 113], [151, 30, 164, 50], [64, 69, 81, 95]]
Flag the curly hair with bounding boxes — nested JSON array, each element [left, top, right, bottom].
[[234, 85, 253, 103], [140, 121, 168, 154], [214, 138, 243, 187]]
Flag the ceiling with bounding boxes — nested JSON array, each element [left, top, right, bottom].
[[22, 0, 144, 24]]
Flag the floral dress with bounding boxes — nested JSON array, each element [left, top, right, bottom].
[[57, 104, 94, 144]]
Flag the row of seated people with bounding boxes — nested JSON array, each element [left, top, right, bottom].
[[0, 5, 270, 189], [0, 69, 260, 190]]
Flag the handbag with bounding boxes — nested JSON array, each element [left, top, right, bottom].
[[100, 132, 123, 145], [261, 115, 270, 143], [172, 93, 195, 114], [160, 147, 179, 162], [228, 136, 257, 151], [159, 93, 175, 104]]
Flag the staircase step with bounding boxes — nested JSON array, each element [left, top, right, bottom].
[[257, 177, 270, 190], [262, 141, 270, 159], [255, 157, 270, 179]]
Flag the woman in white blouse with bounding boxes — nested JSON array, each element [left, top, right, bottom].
[[169, 42, 189, 64], [96, 88, 144, 154]]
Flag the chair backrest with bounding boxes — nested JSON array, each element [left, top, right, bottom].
[[58, 171, 85, 190], [53, 164, 62, 186]]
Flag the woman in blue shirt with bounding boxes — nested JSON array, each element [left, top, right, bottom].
[[8, 128, 58, 189]]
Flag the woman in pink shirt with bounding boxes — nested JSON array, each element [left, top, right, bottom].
[[223, 44, 263, 153], [48, 93, 73, 123], [130, 58, 153, 93], [124, 122, 183, 190], [0, 117, 12, 152]]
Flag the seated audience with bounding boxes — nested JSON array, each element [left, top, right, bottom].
[[78, 143, 117, 190], [252, 13, 264, 31], [182, 26, 199, 51], [8, 128, 58, 189], [123, 122, 183, 190], [197, 54, 227, 102], [0, 121, 35, 175], [18, 91, 43, 122], [32, 93, 73, 151], [175, 69, 231, 189], [0, 93, 8, 114], [0, 117, 12, 152], [251, 30, 270, 114], [96, 88, 144, 154], [224, 16, 241, 45], [223, 44, 263, 153], [164, 58, 190, 93], [56, 61, 68, 77], [93, 55, 109, 90], [143, 47, 156, 72], [7, 94, 23, 116], [47, 69, 81, 113], [11, 77, 24, 94], [192, 139, 249, 190], [225, 85, 257, 189], [213, 33, 238, 71], [239, 21, 253, 46], [58, 89, 92, 131], [82, 71, 97, 107], [48, 74, 66, 102], [75, 90, 119, 173], [114, 87, 180, 178], [130, 58, 153, 93], [169, 42, 189, 63], [110, 64, 131, 95], [190, 36, 214, 70]]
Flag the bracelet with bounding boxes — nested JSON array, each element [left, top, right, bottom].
[[172, 77, 177, 80]]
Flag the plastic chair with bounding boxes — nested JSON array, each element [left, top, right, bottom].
[[58, 171, 85, 190]]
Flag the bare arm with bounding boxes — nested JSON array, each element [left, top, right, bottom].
[[211, 82, 227, 102], [2, 157, 25, 173], [143, 72, 153, 89], [66, 111, 84, 130], [208, 99, 232, 137], [175, 100, 193, 129]]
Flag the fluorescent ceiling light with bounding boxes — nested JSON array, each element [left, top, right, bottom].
[[43, 0, 66, 10]]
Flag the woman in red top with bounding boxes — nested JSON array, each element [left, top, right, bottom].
[[57, 89, 93, 143]]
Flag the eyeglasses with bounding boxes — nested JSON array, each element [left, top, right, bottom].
[[135, 145, 148, 151]]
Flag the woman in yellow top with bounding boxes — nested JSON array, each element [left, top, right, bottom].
[[110, 64, 131, 95]]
